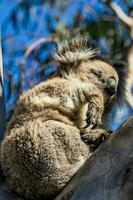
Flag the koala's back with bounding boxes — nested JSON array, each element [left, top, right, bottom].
[[6, 77, 71, 132], [1, 119, 89, 199]]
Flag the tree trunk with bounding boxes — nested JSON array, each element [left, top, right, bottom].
[[56, 116, 133, 200], [0, 35, 6, 141], [126, 43, 133, 108]]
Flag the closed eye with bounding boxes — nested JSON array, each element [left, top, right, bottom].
[[109, 76, 116, 81], [90, 69, 102, 78]]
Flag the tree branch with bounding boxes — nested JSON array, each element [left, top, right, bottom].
[[110, 2, 133, 27], [0, 33, 6, 141], [24, 36, 58, 58], [56, 116, 133, 200], [101, 0, 133, 27]]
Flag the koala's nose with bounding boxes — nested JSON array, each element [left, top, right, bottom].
[[105, 77, 117, 96]]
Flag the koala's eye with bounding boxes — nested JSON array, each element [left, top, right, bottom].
[[109, 76, 116, 81], [90, 69, 102, 78]]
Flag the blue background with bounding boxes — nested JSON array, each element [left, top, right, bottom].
[[1, 0, 133, 130]]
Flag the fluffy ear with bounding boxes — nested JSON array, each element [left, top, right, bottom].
[[53, 36, 99, 68], [112, 61, 127, 107]]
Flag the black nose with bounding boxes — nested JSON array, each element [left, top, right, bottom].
[[105, 77, 117, 96]]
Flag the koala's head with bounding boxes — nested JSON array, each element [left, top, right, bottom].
[[77, 59, 119, 97], [77, 59, 127, 105], [54, 36, 127, 106]]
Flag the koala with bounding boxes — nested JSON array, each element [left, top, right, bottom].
[[0, 36, 127, 200]]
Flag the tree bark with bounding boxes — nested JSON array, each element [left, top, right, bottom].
[[56, 116, 133, 200]]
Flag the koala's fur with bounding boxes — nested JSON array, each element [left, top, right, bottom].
[[1, 36, 127, 200]]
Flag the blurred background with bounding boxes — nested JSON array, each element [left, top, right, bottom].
[[1, 0, 133, 130]]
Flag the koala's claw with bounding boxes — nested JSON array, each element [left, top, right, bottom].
[[81, 129, 110, 151], [85, 104, 103, 128], [108, 130, 113, 134]]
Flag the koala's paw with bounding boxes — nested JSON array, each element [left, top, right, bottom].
[[84, 103, 103, 128], [81, 128, 111, 151]]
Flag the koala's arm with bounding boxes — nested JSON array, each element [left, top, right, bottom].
[[23, 78, 104, 128]]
